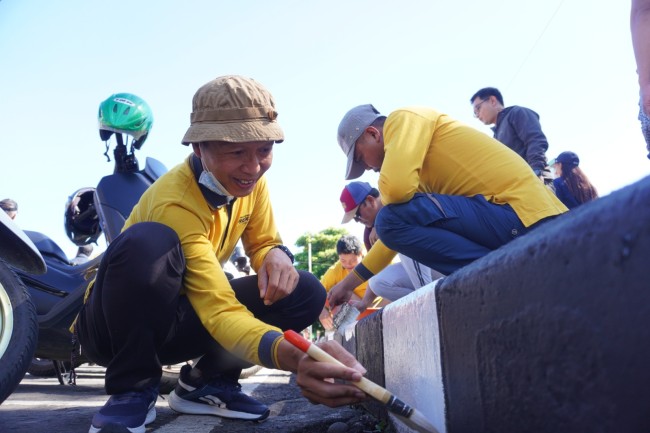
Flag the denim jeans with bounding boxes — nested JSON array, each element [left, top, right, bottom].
[[375, 193, 527, 275]]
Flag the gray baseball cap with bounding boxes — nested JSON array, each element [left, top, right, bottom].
[[337, 104, 384, 180]]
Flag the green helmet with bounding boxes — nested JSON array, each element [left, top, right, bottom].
[[98, 93, 153, 149]]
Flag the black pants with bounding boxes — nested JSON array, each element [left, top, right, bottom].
[[77, 222, 326, 394]]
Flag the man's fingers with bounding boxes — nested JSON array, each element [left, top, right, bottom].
[[257, 264, 269, 300]]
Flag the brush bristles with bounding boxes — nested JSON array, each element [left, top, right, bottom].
[[399, 408, 440, 433]]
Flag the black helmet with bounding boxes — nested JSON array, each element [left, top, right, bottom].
[[64, 188, 101, 246]]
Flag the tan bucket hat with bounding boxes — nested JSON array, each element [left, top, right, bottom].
[[181, 75, 284, 145]]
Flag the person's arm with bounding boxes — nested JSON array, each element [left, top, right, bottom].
[[257, 247, 299, 305], [632, 0, 650, 116], [319, 305, 334, 330], [367, 227, 379, 246], [328, 239, 397, 308], [327, 271, 364, 307], [276, 339, 367, 407], [239, 177, 298, 305], [511, 107, 549, 173], [349, 285, 378, 313]]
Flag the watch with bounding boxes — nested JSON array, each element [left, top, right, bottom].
[[271, 245, 294, 264]]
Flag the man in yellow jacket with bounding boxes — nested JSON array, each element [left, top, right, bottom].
[[77, 77, 367, 433], [329, 104, 568, 308]]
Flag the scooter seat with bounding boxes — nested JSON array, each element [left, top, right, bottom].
[[24, 230, 71, 265]]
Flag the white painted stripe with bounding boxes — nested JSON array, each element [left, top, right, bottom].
[[382, 280, 446, 433]]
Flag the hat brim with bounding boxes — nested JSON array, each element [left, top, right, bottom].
[[341, 206, 359, 224], [345, 148, 366, 180], [181, 120, 284, 145]]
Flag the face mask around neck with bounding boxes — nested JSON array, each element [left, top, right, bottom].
[[198, 159, 234, 202]]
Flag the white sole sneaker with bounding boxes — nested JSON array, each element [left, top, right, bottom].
[[168, 390, 268, 421]]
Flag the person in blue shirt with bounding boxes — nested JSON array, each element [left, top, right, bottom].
[[550, 151, 598, 209]]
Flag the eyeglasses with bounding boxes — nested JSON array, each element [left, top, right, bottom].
[[353, 200, 365, 222], [473, 99, 489, 117]]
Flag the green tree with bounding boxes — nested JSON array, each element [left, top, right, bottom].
[[294, 226, 349, 340], [294, 226, 348, 279]]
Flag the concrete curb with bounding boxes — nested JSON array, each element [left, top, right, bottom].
[[338, 174, 650, 433]]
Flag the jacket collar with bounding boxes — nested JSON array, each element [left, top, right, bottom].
[[190, 153, 235, 209]]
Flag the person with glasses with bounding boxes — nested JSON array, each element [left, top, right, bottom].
[[340, 181, 444, 312], [469, 87, 553, 185], [328, 103, 568, 309]]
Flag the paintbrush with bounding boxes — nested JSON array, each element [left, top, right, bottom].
[[284, 330, 439, 433]]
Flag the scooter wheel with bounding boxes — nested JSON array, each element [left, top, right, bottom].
[[0, 260, 38, 404]]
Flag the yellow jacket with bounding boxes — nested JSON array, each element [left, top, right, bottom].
[[358, 107, 568, 279], [320, 260, 368, 300], [85, 154, 286, 368]]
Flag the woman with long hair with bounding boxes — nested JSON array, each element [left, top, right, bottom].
[[550, 151, 598, 209]]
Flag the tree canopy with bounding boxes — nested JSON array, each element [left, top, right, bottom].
[[294, 226, 348, 279]]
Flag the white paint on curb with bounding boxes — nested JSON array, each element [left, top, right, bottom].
[[382, 279, 446, 433]]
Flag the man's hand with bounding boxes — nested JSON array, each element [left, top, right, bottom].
[[294, 340, 367, 407], [318, 306, 334, 330], [368, 227, 379, 246], [328, 281, 354, 309], [349, 298, 370, 313], [257, 247, 299, 305], [328, 270, 364, 308]]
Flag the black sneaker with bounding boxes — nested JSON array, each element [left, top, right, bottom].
[[168, 364, 270, 421], [89, 387, 157, 433]]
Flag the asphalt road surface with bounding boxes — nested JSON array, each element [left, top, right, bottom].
[[0, 364, 371, 433]]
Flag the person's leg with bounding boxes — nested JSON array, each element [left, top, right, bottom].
[[78, 221, 186, 394], [398, 254, 445, 289], [368, 262, 416, 301], [77, 222, 186, 433], [166, 270, 326, 421], [187, 270, 325, 378], [376, 193, 526, 275]]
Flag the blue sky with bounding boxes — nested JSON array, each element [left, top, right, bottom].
[[1, 0, 648, 258]]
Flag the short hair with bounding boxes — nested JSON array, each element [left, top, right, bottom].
[[336, 235, 363, 255], [0, 198, 17, 212], [470, 87, 504, 105]]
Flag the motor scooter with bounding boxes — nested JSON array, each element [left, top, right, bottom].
[[0, 200, 45, 404], [6, 137, 166, 394]]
